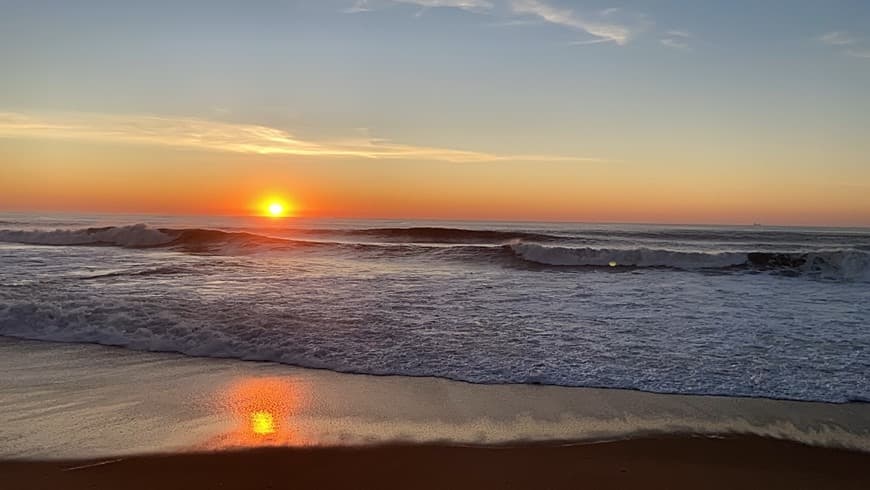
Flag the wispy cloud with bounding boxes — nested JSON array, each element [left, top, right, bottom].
[[818, 31, 858, 46], [0, 112, 602, 164], [568, 38, 613, 46], [395, 0, 493, 9], [346, 0, 641, 47], [344, 0, 372, 13], [666, 30, 690, 38], [509, 0, 631, 45], [818, 31, 870, 60], [660, 38, 690, 51], [659, 30, 692, 51], [345, 0, 493, 14], [487, 18, 542, 28]]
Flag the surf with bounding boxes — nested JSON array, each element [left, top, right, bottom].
[[2, 224, 869, 281]]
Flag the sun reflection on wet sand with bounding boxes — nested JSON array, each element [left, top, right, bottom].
[[206, 377, 308, 449], [251, 410, 276, 435]]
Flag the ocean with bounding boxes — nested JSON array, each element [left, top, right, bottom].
[[1, 213, 868, 404]]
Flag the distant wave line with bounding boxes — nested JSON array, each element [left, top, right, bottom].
[[1, 224, 868, 280]]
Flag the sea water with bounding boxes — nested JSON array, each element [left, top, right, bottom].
[[1, 213, 868, 403]]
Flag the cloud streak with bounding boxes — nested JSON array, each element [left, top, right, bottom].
[[509, 0, 631, 45], [394, 0, 493, 10], [346, 0, 493, 14], [818, 31, 870, 60], [659, 31, 692, 51], [660, 38, 690, 51], [818, 31, 857, 46], [0, 112, 602, 164], [666, 30, 690, 38], [348, 0, 635, 46]]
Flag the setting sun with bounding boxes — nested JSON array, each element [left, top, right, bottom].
[[268, 202, 285, 217], [259, 197, 293, 218]]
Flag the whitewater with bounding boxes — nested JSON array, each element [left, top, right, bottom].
[[0, 214, 868, 403]]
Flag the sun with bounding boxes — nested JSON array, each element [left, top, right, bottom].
[[260, 198, 293, 218], [255, 195, 295, 218], [267, 202, 285, 217]]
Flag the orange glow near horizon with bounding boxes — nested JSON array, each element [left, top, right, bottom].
[[2, 141, 870, 226]]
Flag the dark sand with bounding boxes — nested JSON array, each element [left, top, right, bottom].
[[3, 436, 868, 490]]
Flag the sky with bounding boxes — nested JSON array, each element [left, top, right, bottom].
[[1, 0, 869, 225]]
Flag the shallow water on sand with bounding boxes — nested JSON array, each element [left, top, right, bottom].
[[1, 338, 869, 459]]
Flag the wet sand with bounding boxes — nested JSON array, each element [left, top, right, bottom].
[[3, 436, 869, 490], [1, 337, 869, 489]]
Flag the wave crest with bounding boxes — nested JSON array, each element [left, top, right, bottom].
[[2, 224, 868, 281], [0, 224, 174, 248], [338, 227, 561, 243], [508, 242, 870, 280], [509, 242, 747, 268]]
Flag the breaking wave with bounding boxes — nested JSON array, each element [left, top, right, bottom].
[[0, 224, 549, 247], [2, 224, 869, 280], [0, 224, 175, 247], [332, 227, 562, 243], [508, 242, 870, 280], [510, 242, 745, 268], [0, 224, 297, 251]]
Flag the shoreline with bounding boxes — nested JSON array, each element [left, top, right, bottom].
[[9, 334, 869, 406], [4, 436, 869, 490], [2, 337, 869, 459]]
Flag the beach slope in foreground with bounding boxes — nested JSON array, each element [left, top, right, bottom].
[[3, 437, 870, 490]]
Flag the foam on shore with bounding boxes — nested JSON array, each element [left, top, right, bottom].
[[0, 338, 868, 460]]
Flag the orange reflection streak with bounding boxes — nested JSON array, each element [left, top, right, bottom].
[[211, 377, 307, 448]]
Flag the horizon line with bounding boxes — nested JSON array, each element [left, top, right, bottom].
[[1, 209, 868, 231]]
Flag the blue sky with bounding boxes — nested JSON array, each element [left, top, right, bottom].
[[1, 1, 869, 223]]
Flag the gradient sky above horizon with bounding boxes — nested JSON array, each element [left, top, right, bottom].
[[1, 0, 869, 225]]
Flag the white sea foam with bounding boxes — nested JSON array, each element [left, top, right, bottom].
[[1, 223, 869, 281], [509, 242, 748, 268], [0, 224, 174, 247], [802, 250, 870, 281], [508, 241, 870, 280]]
